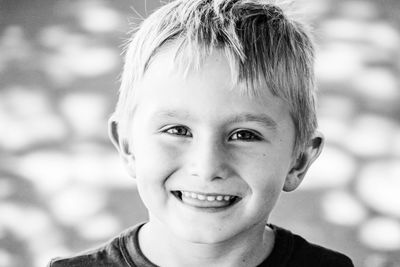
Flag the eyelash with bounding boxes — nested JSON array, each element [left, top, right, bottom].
[[162, 125, 192, 137], [161, 126, 262, 142], [230, 130, 263, 142]]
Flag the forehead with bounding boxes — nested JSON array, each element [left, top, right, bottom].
[[132, 49, 293, 137]]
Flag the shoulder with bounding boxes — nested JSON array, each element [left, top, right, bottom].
[[48, 226, 140, 267], [289, 232, 354, 267], [48, 236, 125, 267], [269, 225, 354, 267]]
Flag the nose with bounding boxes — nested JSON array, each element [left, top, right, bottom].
[[188, 137, 232, 181]]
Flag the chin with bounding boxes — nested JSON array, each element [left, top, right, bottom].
[[172, 223, 241, 245], [180, 232, 228, 244]]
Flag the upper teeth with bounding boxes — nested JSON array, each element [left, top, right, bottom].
[[181, 191, 234, 201]]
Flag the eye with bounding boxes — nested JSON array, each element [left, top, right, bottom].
[[230, 130, 262, 142], [163, 126, 192, 137]]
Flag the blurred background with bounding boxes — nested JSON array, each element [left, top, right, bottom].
[[0, 0, 400, 266]]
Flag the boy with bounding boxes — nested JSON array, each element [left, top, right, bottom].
[[49, 0, 354, 266]]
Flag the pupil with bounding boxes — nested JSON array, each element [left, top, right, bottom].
[[178, 128, 185, 134], [240, 132, 251, 139]]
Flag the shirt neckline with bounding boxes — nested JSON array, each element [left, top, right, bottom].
[[120, 222, 293, 267], [260, 224, 294, 266], [120, 223, 158, 267]]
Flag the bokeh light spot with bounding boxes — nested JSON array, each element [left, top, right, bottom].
[[338, 1, 377, 20], [63, 46, 119, 77], [318, 95, 355, 145], [38, 25, 74, 49], [0, 86, 66, 150], [49, 186, 106, 226], [316, 43, 364, 83], [359, 217, 400, 250], [356, 160, 400, 218], [0, 203, 55, 242], [69, 145, 132, 188], [60, 93, 107, 138], [345, 115, 399, 157], [367, 22, 400, 51], [321, 18, 368, 42], [42, 36, 119, 85], [16, 150, 72, 194], [301, 145, 356, 189], [318, 94, 357, 119], [0, 25, 32, 71], [76, 213, 121, 240], [351, 68, 399, 102], [321, 190, 367, 226], [76, 1, 123, 33]]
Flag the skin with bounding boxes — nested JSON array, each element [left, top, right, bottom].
[[110, 46, 324, 267]]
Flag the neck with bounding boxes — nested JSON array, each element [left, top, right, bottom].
[[138, 219, 275, 267]]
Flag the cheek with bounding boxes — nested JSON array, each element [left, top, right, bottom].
[[134, 141, 177, 210], [251, 167, 285, 201], [239, 151, 290, 199], [134, 138, 183, 180], [247, 164, 286, 219]]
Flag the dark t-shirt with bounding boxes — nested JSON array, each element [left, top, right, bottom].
[[49, 223, 354, 267]]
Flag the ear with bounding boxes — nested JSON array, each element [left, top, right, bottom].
[[283, 131, 324, 192], [108, 117, 136, 178]]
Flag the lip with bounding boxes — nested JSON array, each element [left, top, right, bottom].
[[171, 190, 241, 210]]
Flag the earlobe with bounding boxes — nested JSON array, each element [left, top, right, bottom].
[[108, 117, 136, 178], [283, 131, 324, 192], [124, 154, 137, 179]]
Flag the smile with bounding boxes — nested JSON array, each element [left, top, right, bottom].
[[171, 190, 241, 209]]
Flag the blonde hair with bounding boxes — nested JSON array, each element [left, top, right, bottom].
[[113, 0, 318, 154]]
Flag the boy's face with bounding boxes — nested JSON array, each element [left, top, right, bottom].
[[124, 47, 299, 244]]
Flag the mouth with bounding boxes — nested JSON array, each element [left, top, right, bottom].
[[171, 190, 241, 210]]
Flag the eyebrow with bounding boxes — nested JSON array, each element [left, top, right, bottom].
[[227, 113, 278, 130], [153, 109, 192, 120], [152, 110, 278, 129]]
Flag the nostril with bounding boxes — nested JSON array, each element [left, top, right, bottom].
[[188, 155, 231, 180], [189, 172, 228, 181]]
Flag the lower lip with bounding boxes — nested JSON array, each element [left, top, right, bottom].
[[171, 191, 240, 212]]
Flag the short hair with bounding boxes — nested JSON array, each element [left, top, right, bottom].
[[113, 0, 318, 154]]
